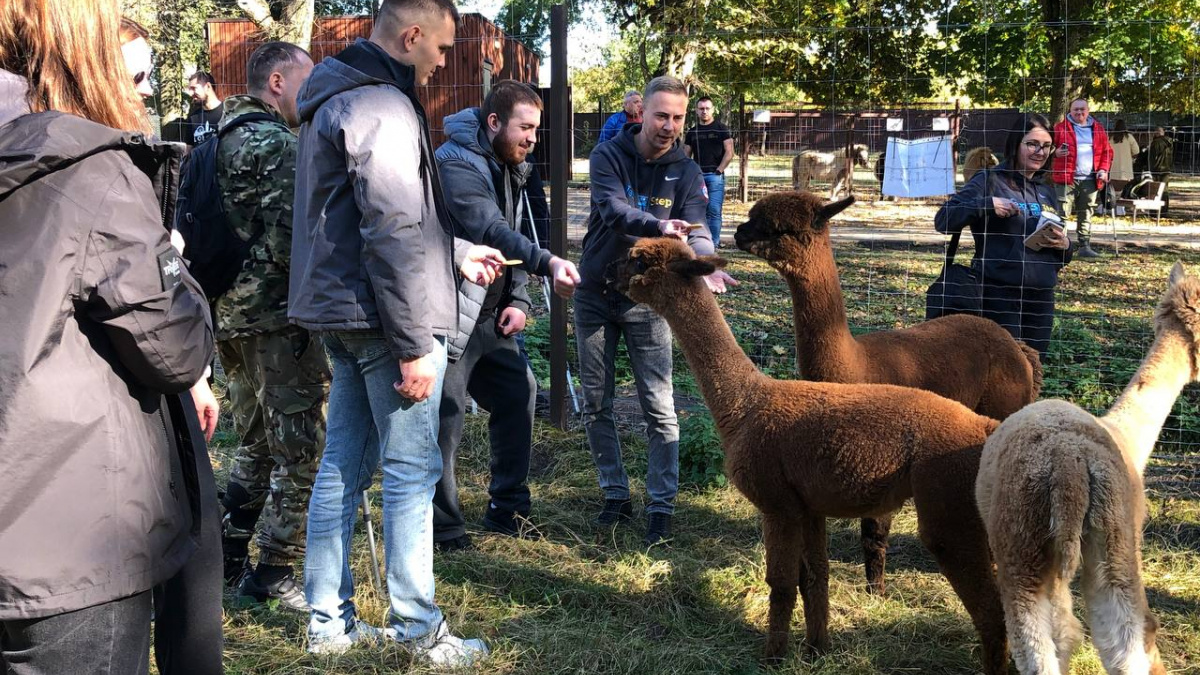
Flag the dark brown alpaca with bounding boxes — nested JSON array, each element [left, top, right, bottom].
[[613, 238, 1009, 672], [735, 190, 1042, 595]]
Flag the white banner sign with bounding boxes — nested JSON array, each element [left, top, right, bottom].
[[882, 135, 956, 198], [886, 118, 903, 131], [752, 109, 772, 124], [931, 117, 951, 131]]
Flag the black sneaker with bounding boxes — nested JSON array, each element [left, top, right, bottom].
[[594, 498, 633, 526], [482, 505, 541, 540], [1078, 245, 1101, 258], [237, 570, 310, 613], [644, 512, 673, 546], [434, 533, 474, 553], [223, 554, 252, 589]]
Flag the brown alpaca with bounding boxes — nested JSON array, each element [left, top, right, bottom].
[[963, 146, 999, 183], [614, 237, 1008, 673], [975, 263, 1199, 675], [735, 190, 1043, 594]]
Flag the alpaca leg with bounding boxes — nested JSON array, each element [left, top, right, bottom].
[[860, 514, 892, 595], [761, 513, 804, 662], [796, 514, 831, 655], [999, 579, 1064, 675], [1144, 612, 1167, 675], [1049, 578, 1084, 674], [912, 476, 1008, 675], [1081, 526, 1154, 675]]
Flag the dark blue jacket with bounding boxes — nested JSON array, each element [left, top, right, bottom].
[[598, 111, 628, 144], [580, 124, 713, 296], [935, 162, 1073, 289]]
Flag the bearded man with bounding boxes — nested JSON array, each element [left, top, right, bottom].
[[431, 81, 580, 551]]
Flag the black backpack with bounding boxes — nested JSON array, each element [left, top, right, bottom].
[[173, 112, 284, 299]]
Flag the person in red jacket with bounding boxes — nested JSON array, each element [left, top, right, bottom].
[[1051, 98, 1112, 258]]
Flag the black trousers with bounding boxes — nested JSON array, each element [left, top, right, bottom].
[[980, 283, 1056, 358], [433, 318, 537, 542], [1, 591, 152, 675], [153, 445, 224, 675]]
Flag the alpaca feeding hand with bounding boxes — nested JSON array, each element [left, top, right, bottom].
[[735, 190, 1042, 595], [976, 263, 1200, 675], [615, 238, 1009, 673]]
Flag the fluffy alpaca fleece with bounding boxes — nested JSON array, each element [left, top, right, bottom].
[[614, 237, 1008, 673], [736, 190, 1043, 594], [976, 263, 1200, 675], [963, 146, 999, 183], [791, 144, 869, 198]]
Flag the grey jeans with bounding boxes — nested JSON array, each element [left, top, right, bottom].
[[573, 288, 679, 515]]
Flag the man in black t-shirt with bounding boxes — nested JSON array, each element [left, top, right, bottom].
[[184, 71, 224, 146], [684, 96, 734, 245]]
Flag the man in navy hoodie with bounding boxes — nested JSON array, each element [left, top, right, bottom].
[[576, 75, 737, 546]]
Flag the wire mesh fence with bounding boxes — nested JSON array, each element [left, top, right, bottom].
[[118, 0, 1200, 454]]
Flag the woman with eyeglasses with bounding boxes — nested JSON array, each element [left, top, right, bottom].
[[936, 114, 1074, 357], [0, 1, 216, 673]]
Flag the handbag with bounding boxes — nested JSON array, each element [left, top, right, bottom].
[[925, 230, 983, 320]]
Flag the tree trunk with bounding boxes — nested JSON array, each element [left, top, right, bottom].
[[237, 0, 315, 52], [1043, 0, 1093, 119]]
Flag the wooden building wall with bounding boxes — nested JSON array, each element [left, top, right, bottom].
[[207, 14, 540, 145]]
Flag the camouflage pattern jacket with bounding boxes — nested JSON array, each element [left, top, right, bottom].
[[215, 95, 297, 340]]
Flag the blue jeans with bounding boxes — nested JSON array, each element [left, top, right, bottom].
[[305, 331, 446, 641], [703, 173, 726, 244], [573, 289, 679, 515]]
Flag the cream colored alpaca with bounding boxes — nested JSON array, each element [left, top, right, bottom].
[[976, 263, 1200, 675]]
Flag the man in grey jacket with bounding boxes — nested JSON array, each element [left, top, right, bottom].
[[431, 81, 580, 551], [289, 0, 503, 664]]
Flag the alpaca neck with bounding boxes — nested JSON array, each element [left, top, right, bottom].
[[655, 281, 766, 429], [1102, 328, 1194, 474], [781, 244, 860, 377]]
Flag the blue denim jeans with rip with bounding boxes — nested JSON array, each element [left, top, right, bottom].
[[573, 288, 679, 515], [305, 331, 446, 642], [703, 172, 726, 245]]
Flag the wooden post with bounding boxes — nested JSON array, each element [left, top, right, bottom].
[[950, 99, 962, 185], [549, 4, 568, 429], [738, 93, 749, 202], [843, 115, 857, 196]]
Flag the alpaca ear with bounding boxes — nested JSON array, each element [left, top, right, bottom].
[[668, 258, 719, 278], [1170, 261, 1187, 288], [820, 195, 855, 219]]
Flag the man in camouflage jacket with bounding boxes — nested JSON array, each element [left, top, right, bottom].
[[214, 42, 326, 612]]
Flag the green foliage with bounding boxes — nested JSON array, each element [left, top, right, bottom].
[[940, 0, 1200, 113], [495, 0, 587, 58], [678, 409, 728, 488]]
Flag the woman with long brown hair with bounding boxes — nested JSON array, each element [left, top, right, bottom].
[[0, 1, 215, 673]]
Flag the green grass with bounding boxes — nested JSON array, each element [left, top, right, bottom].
[[206, 242, 1200, 674]]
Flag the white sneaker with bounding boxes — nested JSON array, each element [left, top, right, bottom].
[[307, 618, 383, 656], [400, 620, 489, 667]]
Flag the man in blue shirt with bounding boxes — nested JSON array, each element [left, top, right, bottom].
[[597, 90, 642, 144]]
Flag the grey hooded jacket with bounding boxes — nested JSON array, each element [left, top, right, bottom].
[[436, 107, 550, 350], [0, 76, 214, 618], [289, 39, 471, 362]]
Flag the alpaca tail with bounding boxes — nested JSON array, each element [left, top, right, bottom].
[[1019, 341, 1044, 401], [1048, 455, 1090, 582]]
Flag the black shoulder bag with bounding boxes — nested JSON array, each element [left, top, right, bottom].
[[925, 229, 983, 320]]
